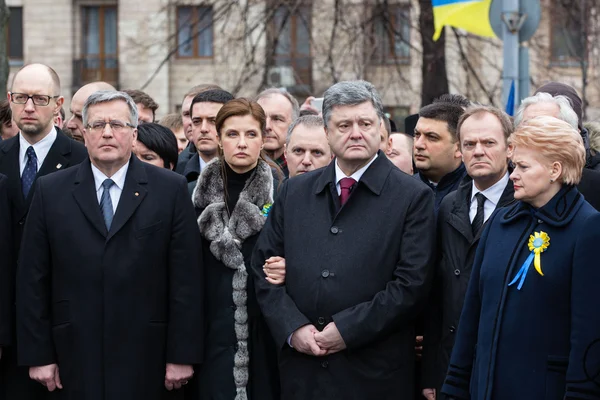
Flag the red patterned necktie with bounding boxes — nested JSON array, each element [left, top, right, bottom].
[[339, 177, 357, 206]]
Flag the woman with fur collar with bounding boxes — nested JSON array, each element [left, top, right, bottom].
[[185, 99, 283, 400]]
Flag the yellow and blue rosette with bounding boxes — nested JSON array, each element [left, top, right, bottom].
[[260, 203, 273, 217], [508, 231, 550, 290]]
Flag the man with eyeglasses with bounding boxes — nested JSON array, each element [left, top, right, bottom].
[[67, 81, 116, 143], [0, 63, 88, 400], [16, 91, 203, 399]]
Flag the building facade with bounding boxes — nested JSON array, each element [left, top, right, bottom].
[[5, 0, 600, 125]]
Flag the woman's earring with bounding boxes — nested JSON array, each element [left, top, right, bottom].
[[550, 179, 555, 183]]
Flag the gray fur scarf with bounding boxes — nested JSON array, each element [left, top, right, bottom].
[[192, 157, 273, 400]]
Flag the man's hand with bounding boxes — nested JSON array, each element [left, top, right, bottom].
[[291, 325, 327, 356], [300, 96, 320, 115], [422, 388, 436, 400], [264, 256, 286, 285], [165, 363, 193, 390], [314, 322, 346, 355], [30, 364, 62, 391], [415, 335, 423, 360]]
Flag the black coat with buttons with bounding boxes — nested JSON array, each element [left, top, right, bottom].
[[421, 175, 515, 392], [251, 153, 436, 400]]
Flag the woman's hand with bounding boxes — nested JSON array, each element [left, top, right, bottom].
[[264, 256, 286, 285]]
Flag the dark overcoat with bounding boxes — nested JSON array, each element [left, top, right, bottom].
[[442, 186, 598, 399], [0, 174, 12, 347], [184, 159, 279, 400], [252, 153, 436, 400], [16, 156, 204, 400], [421, 175, 515, 391], [0, 129, 87, 399]]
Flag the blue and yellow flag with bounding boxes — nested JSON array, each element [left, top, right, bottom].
[[432, 0, 496, 41]]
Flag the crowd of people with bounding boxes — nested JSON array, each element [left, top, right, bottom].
[[0, 62, 599, 400]]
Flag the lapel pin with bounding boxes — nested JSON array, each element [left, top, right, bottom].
[[56, 163, 62, 169], [134, 192, 139, 197]]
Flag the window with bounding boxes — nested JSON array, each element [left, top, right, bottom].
[[268, 4, 312, 94], [371, 5, 410, 65], [550, 0, 586, 65], [75, 6, 118, 86], [6, 7, 23, 61], [177, 6, 214, 58]]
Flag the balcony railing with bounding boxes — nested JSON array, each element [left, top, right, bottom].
[[72, 56, 119, 90]]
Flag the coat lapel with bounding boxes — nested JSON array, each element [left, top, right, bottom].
[[72, 159, 108, 237], [107, 156, 148, 241], [0, 136, 27, 216]]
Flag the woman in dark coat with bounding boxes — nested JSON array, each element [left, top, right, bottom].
[[185, 98, 281, 400], [442, 116, 599, 400]]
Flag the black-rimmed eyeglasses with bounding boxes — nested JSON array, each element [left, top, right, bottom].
[[10, 93, 60, 106]]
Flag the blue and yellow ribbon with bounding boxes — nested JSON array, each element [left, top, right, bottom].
[[508, 231, 550, 290]]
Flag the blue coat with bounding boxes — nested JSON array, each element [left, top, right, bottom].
[[442, 185, 599, 400]]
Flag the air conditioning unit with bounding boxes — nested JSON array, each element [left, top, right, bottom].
[[267, 66, 296, 87]]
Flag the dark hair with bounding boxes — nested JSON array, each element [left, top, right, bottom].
[[190, 89, 234, 118], [0, 99, 11, 125], [433, 93, 471, 109], [184, 84, 223, 100], [123, 89, 159, 121], [215, 98, 282, 196], [136, 123, 179, 170], [418, 102, 465, 142]]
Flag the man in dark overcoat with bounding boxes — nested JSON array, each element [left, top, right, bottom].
[[0, 63, 88, 399], [16, 91, 203, 400], [252, 80, 436, 400], [421, 105, 516, 399]]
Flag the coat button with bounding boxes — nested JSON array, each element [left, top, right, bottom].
[[454, 269, 460, 276], [538, 219, 543, 224], [18, 218, 25, 225], [321, 270, 330, 278], [321, 361, 329, 368], [330, 226, 339, 234], [317, 317, 325, 325], [450, 326, 456, 333]]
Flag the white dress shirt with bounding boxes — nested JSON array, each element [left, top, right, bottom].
[[198, 155, 209, 172], [334, 154, 378, 195], [469, 172, 510, 223], [91, 162, 130, 214], [19, 127, 57, 176]]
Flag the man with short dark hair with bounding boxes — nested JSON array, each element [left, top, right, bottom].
[[256, 88, 300, 177], [175, 84, 223, 173], [123, 89, 159, 124], [414, 102, 467, 212], [285, 115, 332, 177], [17, 91, 203, 399], [421, 105, 515, 400], [0, 63, 88, 400], [181, 89, 234, 193], [252, 80, 435, 399]]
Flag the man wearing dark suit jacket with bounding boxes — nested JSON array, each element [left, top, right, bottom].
[[252, 81, 436, 400], [0, 63, 88, 400], [17, 91, 203, 400], [421, 105, 516, 400], [0, 174, 12, 361]]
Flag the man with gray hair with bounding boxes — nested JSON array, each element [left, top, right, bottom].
[[256, 88, 300, 177], [17, 90, 204, 398], [515, 89, 600, 211], [285, 115, 332, 177], [252, 80, 435, 399]]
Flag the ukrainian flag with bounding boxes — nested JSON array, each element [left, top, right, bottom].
[[432, 0, 496, 41]]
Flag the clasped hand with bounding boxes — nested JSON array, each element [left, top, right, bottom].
[[291, 322, 346, 356]]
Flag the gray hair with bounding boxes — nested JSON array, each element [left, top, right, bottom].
[[256, 88, 300, 121], [82, 90, 139, 128], [322, 80, 385, 127], [286, 114, 325, 145], [514, 92, 578, 130]]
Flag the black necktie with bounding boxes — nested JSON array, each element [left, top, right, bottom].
[[471, 192, 486, 235]]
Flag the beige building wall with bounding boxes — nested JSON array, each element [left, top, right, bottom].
[[7, 0, 599, 121]]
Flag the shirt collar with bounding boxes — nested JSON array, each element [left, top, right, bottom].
[[91, 161, 130, 192], [19, 126, 57, 160], [334, 153, 378, 185], [471, 171, 510, 206]]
